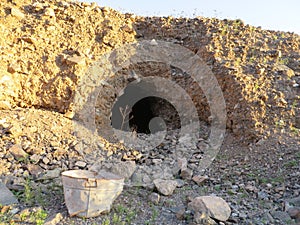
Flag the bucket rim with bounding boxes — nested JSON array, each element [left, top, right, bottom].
[[61, 169, 124, 180]]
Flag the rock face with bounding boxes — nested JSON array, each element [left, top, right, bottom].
[[0, 0, 136, 113], [188, 196, 231, 222], [135, 17, 300, 140], [0, 0, 299, 140]]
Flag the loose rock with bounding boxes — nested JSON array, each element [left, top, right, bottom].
[[192, 175, 208, 186], [180, 168, 193, 180], [10, 8, 25, 19], [9, 144, 27, 161], [148, 192, 160, 205], [44, 213, 63, 225], [75, 161, 87, 168], [153, 179, 177, 196], [65, 55, 86, 66], [188, 196, 231, 222], [288, 207, 300, 220]]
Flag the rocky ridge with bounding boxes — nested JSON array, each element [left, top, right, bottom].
[[0, 0, 299, 225], [0, 0, 299, 139]]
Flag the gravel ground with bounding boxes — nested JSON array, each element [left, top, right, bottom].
[[0, 108, 299, 225]]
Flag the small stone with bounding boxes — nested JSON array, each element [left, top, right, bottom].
[[21, 36, 37, 45], [180, 168, 193, 180], [153, 179, 177, 196], [293, 83, 299, 88], [27, 164, 44, 177], [257, 191, 269, 200], [1, 205, 11, 214], [148, 192, 160, 205], [64, 111, 75, 119], [188, 196, 231, 222], [50, 141, 60, 147], [9, 144, 27, 160], [231, 212, 238, 217], [44, 212, 63, 225], [256, 138, 266, 146], [288, 207, 300, 220], [32, 2, 44, 10], [10, 207, 20, 215], [150, 39, 158, 46], [276, 64, 295, 77], [75, 161, 87, 168], [239, 212, 247, 219], [245, 184, 258, 192], [0, 119, 8, 127], [193, 211, 217, 225], [42, 157, 50, 165], [10, 8, 25, 19], [177, 158, 188, 170], [29, 147, 45, 155], [30, 154, 41, 163], [110, 161, 136, 180], [0, 101, 11, 110], [101, 6, 111, 13], [44, 8, 55, 17], [38, 168, 61, 180], [152, 159, 162, 164], [175, 179, 185, 188], [266, 183, 273, 188], [275, 186, 285, 193], [66, 55, 86, 66], [176, 208, 186, 220], [7, 63, 21, 74], [192, 175, 208, 186]]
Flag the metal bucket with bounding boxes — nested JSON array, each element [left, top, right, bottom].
[[61, 170, 124, 218]]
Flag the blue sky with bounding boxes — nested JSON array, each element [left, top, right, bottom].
[[85, 0, 300, 34]]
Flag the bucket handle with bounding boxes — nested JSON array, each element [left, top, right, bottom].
[[84, 178, 97, 188]]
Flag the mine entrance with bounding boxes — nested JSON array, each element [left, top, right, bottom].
[[111, 83, 181, 134]]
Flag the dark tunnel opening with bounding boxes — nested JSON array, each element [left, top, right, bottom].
[[128, 96, 180, 134], [111, 85, 181, 134]]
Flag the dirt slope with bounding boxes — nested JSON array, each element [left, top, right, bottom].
[[0, 0, 136, 112]]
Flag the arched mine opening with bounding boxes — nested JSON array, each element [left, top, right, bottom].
[[95, 62, 210, 140], [129, 96, 180, 134], [111, 89, 181, 134]]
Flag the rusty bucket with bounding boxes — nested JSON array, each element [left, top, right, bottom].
[[61, 170, 124, 218]]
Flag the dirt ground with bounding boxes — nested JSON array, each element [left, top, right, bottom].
[[0, 108, 299, 224]]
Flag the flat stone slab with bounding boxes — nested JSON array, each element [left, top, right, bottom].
[[0, 180, 18, 205]]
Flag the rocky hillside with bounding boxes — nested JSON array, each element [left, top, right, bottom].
[[0, 0, 299, 140], [0, 1, 300, 225], [136, 17, 300, 139]]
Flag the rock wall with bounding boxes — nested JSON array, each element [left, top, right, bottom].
[[0, 0, 136, 112], [0, 0, 299, 140], [135, 17, 300, 139]]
